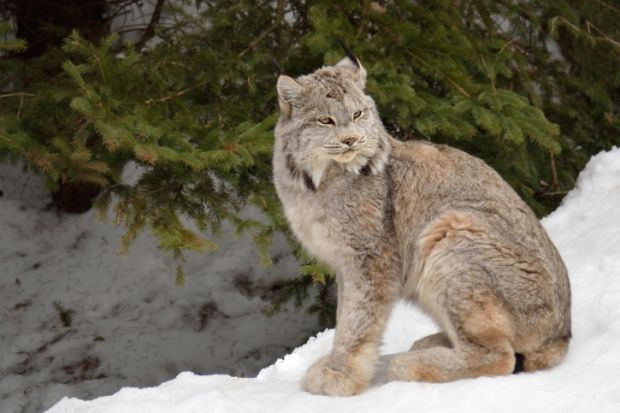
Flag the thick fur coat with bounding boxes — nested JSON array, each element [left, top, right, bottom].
[[272, 58, 571, 396]]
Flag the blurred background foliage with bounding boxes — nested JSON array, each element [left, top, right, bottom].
[[1, 0, 619, 321]]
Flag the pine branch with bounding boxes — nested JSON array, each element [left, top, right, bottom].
[[375, 22, 472, 97], [238, 0, 285, 58]]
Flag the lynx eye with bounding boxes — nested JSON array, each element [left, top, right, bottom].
[[353, 110, 363, 120], [318, 117, 335, 125]]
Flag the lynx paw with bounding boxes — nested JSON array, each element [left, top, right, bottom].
[[301, 355, 367, 396]]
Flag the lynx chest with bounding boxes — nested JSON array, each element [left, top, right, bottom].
[[281, 190, 355, 270], [278, 171, 391, 273]]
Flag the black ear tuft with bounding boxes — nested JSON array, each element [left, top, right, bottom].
[[337, 38, 360, 69]]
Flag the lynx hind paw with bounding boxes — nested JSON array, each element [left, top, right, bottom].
[[301, 355, 367, 396]]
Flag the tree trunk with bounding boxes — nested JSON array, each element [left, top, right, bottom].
[[52, 181, 102, 214]]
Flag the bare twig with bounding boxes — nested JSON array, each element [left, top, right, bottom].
[[0, 92, 35, 99], [550, 153, 558, 190], [540, 190, 568, 197], [586, 20, 620, 49], [554, 16, 620, 50], [113, 24, 149, 35], [144, 80, 208, 104], [238, 0, 285, 58], [591, 0, 620, 14], [17, 95, 24, 119], [135, 0, 166, 52]]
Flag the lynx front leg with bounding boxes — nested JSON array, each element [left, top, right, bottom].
[[302, 268, 397, 396]]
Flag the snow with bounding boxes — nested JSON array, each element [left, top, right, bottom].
[[37, 146, 620, 413], [0, 163, 320, 413]]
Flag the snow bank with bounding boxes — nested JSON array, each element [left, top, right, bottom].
[[46, 147, 620, 413]]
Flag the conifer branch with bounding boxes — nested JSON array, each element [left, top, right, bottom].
[[238, 0, 285, 58], [1, 0, 615, 262], [377, 25, 471, 97]]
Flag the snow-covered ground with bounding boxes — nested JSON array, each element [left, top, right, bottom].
[[0, 164, 320, 413], [43, 147, 620, 413]]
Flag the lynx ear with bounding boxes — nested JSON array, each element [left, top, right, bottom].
[[336, 56, 367, 89], [277, 75, 304, 116]]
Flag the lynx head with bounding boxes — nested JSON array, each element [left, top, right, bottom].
[[275, 57, 390, 191]]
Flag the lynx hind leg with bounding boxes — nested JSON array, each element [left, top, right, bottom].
[[410, 332, 452, 351], [389, 295, 516, 383], [522, 337, 570, 372]]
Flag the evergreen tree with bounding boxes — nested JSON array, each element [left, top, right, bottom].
[[1, 1, 618, 312]]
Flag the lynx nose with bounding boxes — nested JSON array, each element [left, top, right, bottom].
[[341, 136, 359, 147]]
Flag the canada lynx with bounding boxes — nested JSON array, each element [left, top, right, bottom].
[[273, 57, 571, 396]]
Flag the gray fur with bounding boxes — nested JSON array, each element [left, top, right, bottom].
[[273, 57, 571, 396]]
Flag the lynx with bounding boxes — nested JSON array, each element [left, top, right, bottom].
[[272, 57, 571, 396]]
